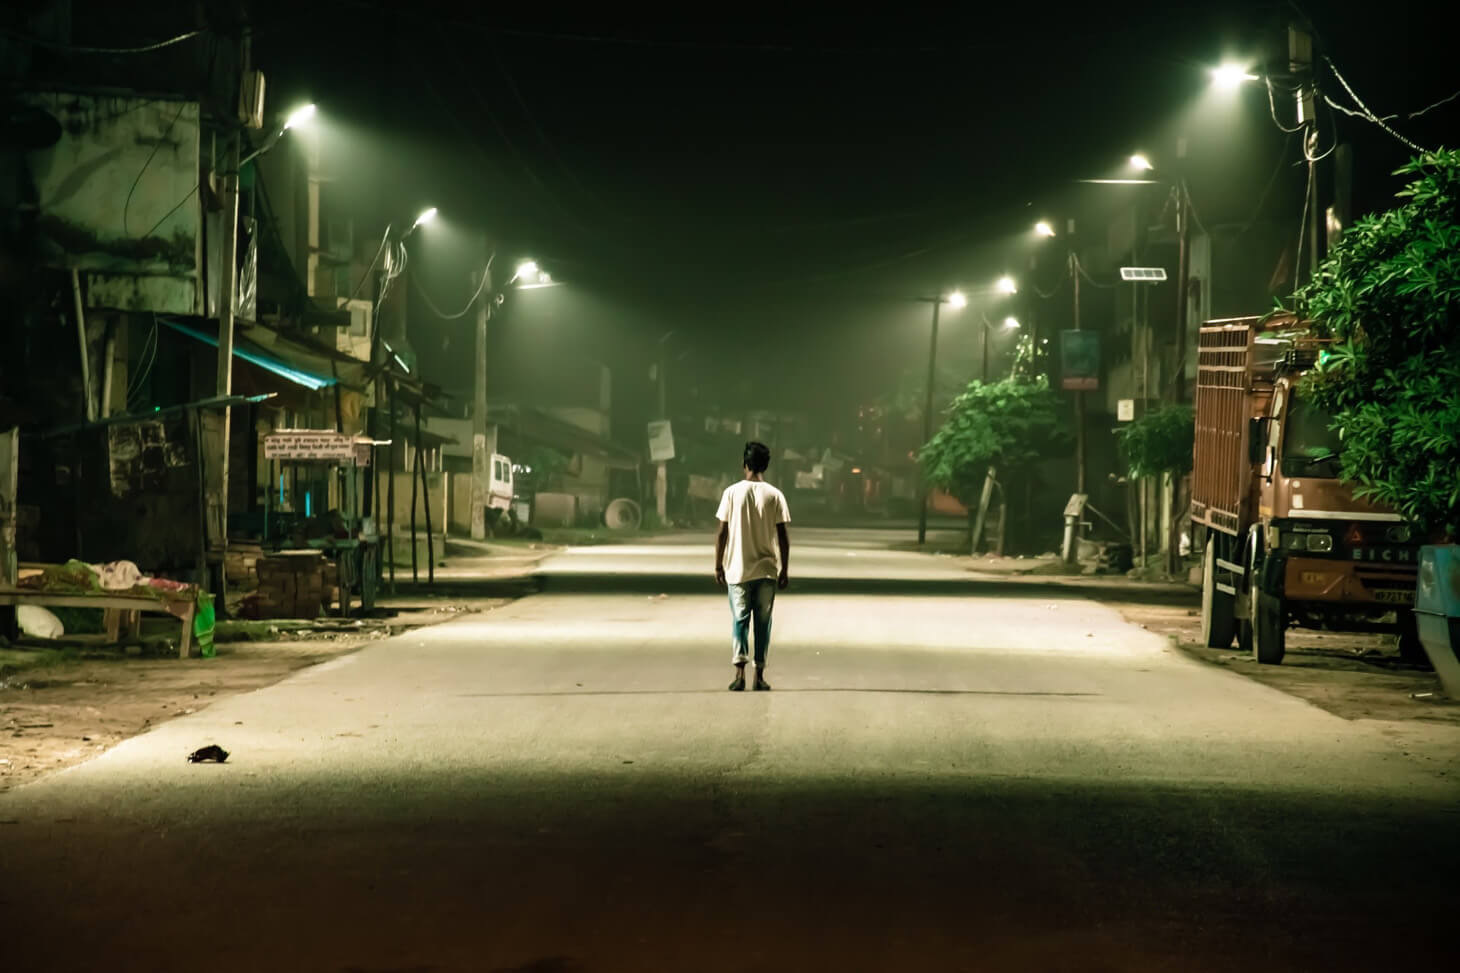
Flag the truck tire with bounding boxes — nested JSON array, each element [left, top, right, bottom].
[[1251, 590, 1286, 665], [1201, 537, 1236, 649]]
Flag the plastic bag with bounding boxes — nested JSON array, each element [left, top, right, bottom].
[[194, 592, 216, 658]]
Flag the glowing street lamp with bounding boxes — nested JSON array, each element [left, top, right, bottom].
[[1210, 63, 1259, 90], [1034, 221, 1056, 238], [996, 275, 1017, 295], [412, 207, 438, 229], [947, 290, 968, 309], [1003, 316, 1021, 329], [282, 103, 316, 131], [1129, 154, 1155, 172]]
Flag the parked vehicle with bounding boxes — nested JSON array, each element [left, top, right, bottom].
[[487, 453, 514, 512], [1190, 315, 1421, 664]]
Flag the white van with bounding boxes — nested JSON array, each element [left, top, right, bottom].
[[488, 453, 514, 511]]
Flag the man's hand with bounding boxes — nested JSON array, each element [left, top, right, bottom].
[[715, 565, 727, 587], [778, 569, 789, 590]]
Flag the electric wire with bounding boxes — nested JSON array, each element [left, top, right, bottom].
[[122, 100, 190, 237], [140, 185, 199, 241], [1073, 254, 1118, 289], [1322, 55, 1429, 153], [126, 314, 160, 408], [0, 26, 206, 54], [1265, 77, 1307, 133], [1408, 87, 1460, 120], [416, 259, 495, 320], [349, 227, 392, 301]]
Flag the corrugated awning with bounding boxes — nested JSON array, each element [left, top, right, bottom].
[[160, 319, 338, 391]]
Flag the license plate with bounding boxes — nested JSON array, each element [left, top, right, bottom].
[[1373, 589, 1415, 604]]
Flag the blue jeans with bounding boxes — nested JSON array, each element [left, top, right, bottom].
[[728, 579, 776, 667]]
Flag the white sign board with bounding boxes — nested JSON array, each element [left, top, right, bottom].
[[647, 420, 676, 463], [265, 430, 359, 461], [1117, 399, 1136, 422]]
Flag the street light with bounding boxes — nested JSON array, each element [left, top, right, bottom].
[[1034, 221, 1056, 238], [413, 207, 438, 229], [996, 275, 1017, 295], [241, 102, 316, 165], [979, 314, 1022, 383], [282, 103, 316, 131], [1129, 154, 1155, 172], [1210, 63, 1259, 90], [914, 291, 966, 544]]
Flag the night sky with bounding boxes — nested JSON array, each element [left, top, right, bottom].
[[159, 3, 1460, 421]]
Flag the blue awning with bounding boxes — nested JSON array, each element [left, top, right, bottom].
[[160, 319, 337, 391]]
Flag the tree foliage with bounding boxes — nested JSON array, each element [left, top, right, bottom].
[[1116, 405, 1194, 479], [1292, 149, 1460, 537], [918, 374, 1063, 505]]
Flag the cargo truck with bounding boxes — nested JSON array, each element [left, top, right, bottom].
[[1190, 315, 1422, 664]]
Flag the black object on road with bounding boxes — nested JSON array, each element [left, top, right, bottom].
[[186, 745, 230, 764]]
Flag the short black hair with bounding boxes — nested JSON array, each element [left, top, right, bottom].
[[743, 441, 771, 473]]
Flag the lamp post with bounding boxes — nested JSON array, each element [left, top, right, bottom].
[[208, 98, 316, 601], [915, 290, 965, 544], [981, 314, 1022, 383]]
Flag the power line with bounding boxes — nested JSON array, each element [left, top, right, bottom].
[[416, 261, 494, 321], [122, 100, 190, 238], [0, 26, 206, 55], [1408, 86, 1460, 120], [1322, 55, 1429, 154]]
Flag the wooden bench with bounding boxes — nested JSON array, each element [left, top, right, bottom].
[[0, 589, 199, 659]]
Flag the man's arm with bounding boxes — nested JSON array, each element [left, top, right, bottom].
[[776, 522, 790, 589], [714, 520, 729, 586]]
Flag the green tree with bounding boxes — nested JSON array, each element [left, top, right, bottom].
[[919, 374, 1063, 547], [1292, 149, 1460, 537], [1115, 405, 1195, 479]]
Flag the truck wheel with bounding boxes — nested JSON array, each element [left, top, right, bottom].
[[1251, 590, 1286, 665], [1397, 611, 1431, 668], [1201, 538, 1236, 648]]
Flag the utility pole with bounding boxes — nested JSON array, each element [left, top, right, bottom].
[[1172, 179, 1190, 404], [1071, 250, 1085, 496], [470, 251, 492, 541], [655, 333, 670, 524], [205, 22, 249, 602], [1290, 22, 1323, 286], [916, 297, 942, 545]]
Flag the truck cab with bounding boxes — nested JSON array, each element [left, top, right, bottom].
[[1192, 317, 1421, 664]]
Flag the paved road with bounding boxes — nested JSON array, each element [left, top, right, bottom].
[[2, 534, 1457, 971]]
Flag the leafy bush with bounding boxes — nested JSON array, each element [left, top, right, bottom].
[[918, 375, 1063, 507], [1293, 149, 1460, 537], [1116, 405, 1194, 479]]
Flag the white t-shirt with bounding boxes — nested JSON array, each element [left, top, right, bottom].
[[716, 479, 791, 584]]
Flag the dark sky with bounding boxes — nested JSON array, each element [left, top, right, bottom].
[[108, 2, 1460, 422]]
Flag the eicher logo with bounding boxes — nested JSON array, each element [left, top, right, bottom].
[[1352, 547, 1415, 563]]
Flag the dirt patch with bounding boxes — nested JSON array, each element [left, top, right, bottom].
[[0, 598, 511, 793], [1114, 597, 1458, 726]]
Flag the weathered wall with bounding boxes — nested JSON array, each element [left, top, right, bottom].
[[17, 91, 202, 314]]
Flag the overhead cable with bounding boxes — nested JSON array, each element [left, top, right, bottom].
[[417, 259, 495, 321], [1322, 55, 1429, 153], [0, 26, 206, 54]]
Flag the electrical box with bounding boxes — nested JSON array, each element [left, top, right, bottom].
[[239, 70, 266, 129]]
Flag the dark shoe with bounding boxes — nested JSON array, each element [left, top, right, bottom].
[[753, 675, 771, 691], [728, 675, 746, 691]]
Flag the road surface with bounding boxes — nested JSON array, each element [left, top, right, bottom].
[[2, 531, 1457, 971]]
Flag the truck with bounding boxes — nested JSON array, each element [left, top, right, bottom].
[[1190, 314, 1423, 664]]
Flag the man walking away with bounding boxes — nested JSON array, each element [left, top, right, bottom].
[[714, 441, 790, 691]]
